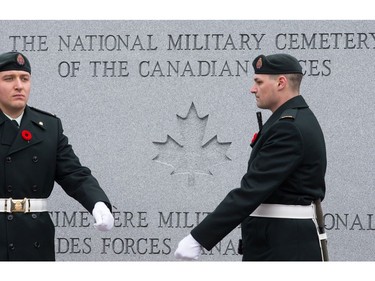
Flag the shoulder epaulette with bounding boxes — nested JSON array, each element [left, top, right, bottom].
[[29, 106, 57, 118], [279, 108, 298, 121]]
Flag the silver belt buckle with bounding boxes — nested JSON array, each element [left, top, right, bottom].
[[10, 198, 28, 213]]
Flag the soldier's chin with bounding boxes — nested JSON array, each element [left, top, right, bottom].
[[11, 102, 27, 111], [256, 102, 265, 109]]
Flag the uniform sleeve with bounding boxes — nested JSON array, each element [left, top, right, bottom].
[[54, 118, 112, 213], [191, 121, 304, 250]]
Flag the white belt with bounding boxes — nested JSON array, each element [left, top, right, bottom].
[[250, 203, 316, 219], [0, 198, 48, 213]]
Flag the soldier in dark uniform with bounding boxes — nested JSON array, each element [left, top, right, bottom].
[[175, 53, 327, 261], [0, 51, 114, 261]]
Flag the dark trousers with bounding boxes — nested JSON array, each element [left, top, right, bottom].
[[241, 216, 322, 261]]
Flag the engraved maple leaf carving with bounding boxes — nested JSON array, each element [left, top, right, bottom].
[[152, 103, 231, 185]]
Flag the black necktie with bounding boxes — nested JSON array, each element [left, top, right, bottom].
[[12, 120, 19, 129]]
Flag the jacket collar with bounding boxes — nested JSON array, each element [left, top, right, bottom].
[[261, 95, 308, 133], [0, 106, 46, 129], [0, 106, 45, 154], [20, 106, 47, 131]]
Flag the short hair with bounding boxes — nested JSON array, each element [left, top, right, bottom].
[[285, 73, 303, 92]]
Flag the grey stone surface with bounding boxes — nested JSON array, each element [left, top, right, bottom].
[[0, 20, 374, 261]]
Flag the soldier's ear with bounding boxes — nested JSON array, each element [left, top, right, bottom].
[[277, 75, 287, 90]]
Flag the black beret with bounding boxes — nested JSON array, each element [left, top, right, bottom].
[[252, 53, 302, 75], [0, 52, 31, 74]]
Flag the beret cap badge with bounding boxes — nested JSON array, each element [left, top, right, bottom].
[[256, 57, 262, 69], [17, 54, 25, 66]]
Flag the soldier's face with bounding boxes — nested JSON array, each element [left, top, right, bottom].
[[0, 70, 30, 118], [250, 74, 279, 112]]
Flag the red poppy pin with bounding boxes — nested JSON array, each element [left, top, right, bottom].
[[250, 132, 258, 147], [21, 130, 32, 142]]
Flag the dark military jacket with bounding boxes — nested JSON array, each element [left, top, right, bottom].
[[191, 95, 326, 251], [0, 106, 111, 261]]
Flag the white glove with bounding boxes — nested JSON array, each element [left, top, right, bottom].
[[174, 234, 202, 261], [92, 202, 114, 231]]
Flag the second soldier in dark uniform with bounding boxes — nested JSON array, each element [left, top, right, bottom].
[[174, 53, 327, 261], [0, 51, 114, 261]]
